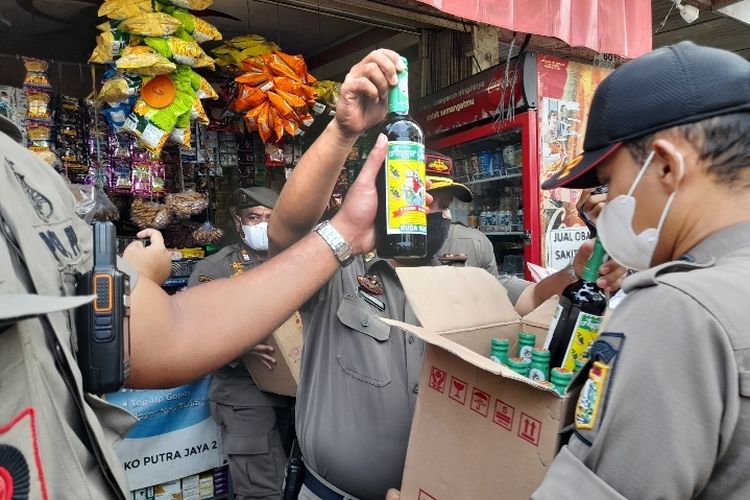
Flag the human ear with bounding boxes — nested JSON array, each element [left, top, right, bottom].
[[651, 139, 686, 193]]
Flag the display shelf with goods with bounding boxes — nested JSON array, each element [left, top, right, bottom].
[[437, 127, 529, 279]]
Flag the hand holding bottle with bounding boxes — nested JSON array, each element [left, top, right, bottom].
[[334, 49, 405, 140], [572, 239, 627, 294]]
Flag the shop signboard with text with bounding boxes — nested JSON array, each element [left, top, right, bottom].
[[537, 55, 611, 269]]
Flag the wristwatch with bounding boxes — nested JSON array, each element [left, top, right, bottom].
[[314, 220, 354, 267]]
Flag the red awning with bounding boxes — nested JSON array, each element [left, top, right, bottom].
[[417, 0, 652, 59]]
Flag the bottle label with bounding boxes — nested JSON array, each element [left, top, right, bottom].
[[529, 367, 547, 382], [519, 345, 533, 361], [385, 141, 426, 235], [561, 312, 603, 371]]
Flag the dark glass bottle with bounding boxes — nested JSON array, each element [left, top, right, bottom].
[[376, 56, 426, 259], [545, 238, 608, 370]]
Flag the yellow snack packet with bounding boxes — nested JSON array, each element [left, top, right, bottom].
[[98, 0, 152, 21], [167, 0, 214, 10], [119, 13, 182, 37], [117, 46, 176, 75]]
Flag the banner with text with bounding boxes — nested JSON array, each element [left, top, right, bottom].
[[106, 377, 223, 490]]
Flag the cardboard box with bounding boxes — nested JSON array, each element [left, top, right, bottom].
[[241, 311, 303, 396], [381, 267, 577, 500]]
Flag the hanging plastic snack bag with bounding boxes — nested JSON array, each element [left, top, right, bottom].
[[163, 0, 214, 11], [98, 0, 153, 21], [123, 112, 170, 153], [26, 91, 52, 120], [99, 73, 142, 102], [101, 98, 135, 131], [170, 110, 191, 147], [130, 162, 152, 197], [150, 161, 166, 194], [161, 6, 222, 43], [112, 163, 133, 193], [89, 29, 131, 64], [144, 36, 214, 69], [195, 74, 218, 100], [119, 13, 182, 37], [23, 58, 52, 89], [191, 98, 209, 124], [117, 46, 176, 75]]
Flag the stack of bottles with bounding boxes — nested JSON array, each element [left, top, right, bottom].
[[489, 238, 609, 395], [490, 331, 586, 396]]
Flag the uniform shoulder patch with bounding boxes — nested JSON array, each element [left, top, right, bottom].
[[575, 360, 609, 430], [198, 276, 213, 283]]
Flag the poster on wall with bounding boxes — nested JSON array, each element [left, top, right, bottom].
[[537, 55, 612, 269], [106, 376, 223, 490]]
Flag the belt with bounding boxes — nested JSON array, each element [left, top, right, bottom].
[[302, 466, 359, 500]]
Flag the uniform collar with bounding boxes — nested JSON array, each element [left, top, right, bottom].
[[680, 221, 750, 264]]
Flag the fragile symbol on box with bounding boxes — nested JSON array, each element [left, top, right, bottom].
[[518, 412, 541, 446], [448, 376, 468, 405], [429, 366, 447, 394], [493, 399, 514, 431], [418, 490, 437, 500], [470, 387, 490, 417]]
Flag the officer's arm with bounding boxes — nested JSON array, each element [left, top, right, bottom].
[[126, 140, 386, 389], [268, 120, 358, 255], [532, 286, 731, 499]]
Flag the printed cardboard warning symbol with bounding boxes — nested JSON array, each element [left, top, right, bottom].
[[493, 399, 514, 431], [428, 366, 447, 394], [418, 490, 437, 500], [518, 412, 541, 446], [470, 387, 490, 418], [448, 376, 468, 405]]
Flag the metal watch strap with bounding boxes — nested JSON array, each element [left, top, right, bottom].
[[314, 220, 354, 267]]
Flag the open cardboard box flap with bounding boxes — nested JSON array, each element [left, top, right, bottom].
[[379, 266, 557, 395]]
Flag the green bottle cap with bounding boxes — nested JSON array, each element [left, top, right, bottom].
[[491, 337, 510, 349], [551, 367, 574, 395], [531, 348, 550, 363], [581, 238, 606, 282], [507, 356, 531, 377], [388, 56, 409, 115]]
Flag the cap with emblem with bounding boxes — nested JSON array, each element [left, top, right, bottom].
[[425, 151, 473, 202], [231, 186, 279, 209], [542, 41, 750, 190]]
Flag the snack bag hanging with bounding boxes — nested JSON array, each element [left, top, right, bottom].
[[118, 13, 182, 37], [117, 46, 177, 75], [98, 0, 153, 21]]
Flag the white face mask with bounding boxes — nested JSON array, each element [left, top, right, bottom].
[[597, 150, 683, 271], [242, 222, 269, 252]]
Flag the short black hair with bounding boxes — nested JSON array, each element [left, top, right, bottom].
[[625, 112, 750, 186]]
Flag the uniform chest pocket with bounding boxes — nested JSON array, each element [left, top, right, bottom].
[[336, 295, 392, 387]]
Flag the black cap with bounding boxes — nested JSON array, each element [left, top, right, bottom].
[[231, 187, 278, 209], [542, 42, 750, 190]]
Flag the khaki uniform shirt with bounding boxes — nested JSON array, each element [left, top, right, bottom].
[[439, 221, 530, 299], [0, 130, 135, 499], [187, 244, 288, 408], [297, 255, 528, 500], [533, 222, 750, 499]]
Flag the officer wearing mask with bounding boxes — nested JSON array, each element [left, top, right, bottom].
[[188, 187, 293, 500], [530, 42, 750, 499], [268, 49, 626, 500]]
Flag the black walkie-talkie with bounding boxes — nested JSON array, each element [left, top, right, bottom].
[[76, 221, 131, 394]]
